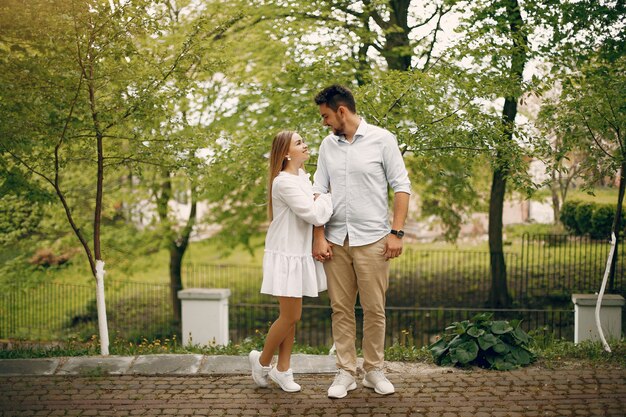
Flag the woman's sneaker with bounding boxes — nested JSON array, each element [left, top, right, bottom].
[[363, 369, 395, 395], [327, 369, 357, 398], [268, 367, 301, 392], [248, 350, 271, 387]]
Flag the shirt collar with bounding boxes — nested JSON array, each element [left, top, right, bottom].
[[334, 118, 368, 143]]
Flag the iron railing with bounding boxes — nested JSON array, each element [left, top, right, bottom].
[[1, 234, 623, 346]]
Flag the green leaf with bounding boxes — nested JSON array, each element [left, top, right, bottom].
[[492, 339, 510, 354], [512, 326, 531, 345], [491, 321, 514, 334], [440, 355, 454, 367], [450, 340, 479, 365], [428, 337, 449, 363], [471, 312, 493, 324], [510, 347, 533, 365], [448, 334, 465, 349], [453, 320, 470, 334], [477, 333, 498, 350], [467, 326, 485, 338]]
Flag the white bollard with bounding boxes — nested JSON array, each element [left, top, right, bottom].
[[572, 294, 625, 344], [178, 288, 231, 347]]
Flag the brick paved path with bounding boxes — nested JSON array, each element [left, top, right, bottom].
[[1, 366, 625, 417]]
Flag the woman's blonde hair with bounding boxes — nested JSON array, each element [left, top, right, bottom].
[[267, 130, 295, 220]]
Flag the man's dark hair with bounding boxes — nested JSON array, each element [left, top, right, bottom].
[[314, 84, 357, 113]]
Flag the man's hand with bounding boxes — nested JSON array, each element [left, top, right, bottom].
[[383, 235, 403, 260], [313, 237, 333, 262]]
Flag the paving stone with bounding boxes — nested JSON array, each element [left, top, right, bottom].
[[57, 356, 134, 375], [0, 358, 60, 376], [0, 358, 624, 416], [129, 354, 203, 375]]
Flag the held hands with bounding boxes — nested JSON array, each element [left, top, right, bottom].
[[384, 235, 403, 260], [313, 237, 333, 262]]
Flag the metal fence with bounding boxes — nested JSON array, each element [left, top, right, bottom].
[[185, 234, 626, 308], [1, 234, 623, 347], [230, 304, 573, 348], [1, 280, 175, 342]]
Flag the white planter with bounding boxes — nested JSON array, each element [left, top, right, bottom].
[[571, 294, 625, 343], [178, 288, 231, 347]]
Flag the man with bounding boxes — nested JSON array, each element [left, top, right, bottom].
[[312, 84, 411, 398]]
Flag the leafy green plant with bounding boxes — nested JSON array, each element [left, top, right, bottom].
[[429, 313, 535, 370], [560, 200, 581, 234], [590, 204, 614, 239]]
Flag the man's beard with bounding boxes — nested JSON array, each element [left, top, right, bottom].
[[332, 122, 345, 136]]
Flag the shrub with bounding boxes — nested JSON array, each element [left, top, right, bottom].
[[560, 200, 581, 234], [28, 248, 77, 267], [591, 204, 615, 239], [429, 313, 535, 370], [0, 194, 43, 245], [575, 202, 595, 236]]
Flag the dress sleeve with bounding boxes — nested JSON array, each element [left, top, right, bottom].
[[312, 140, 330, 194], [274, 178, 333, 227]]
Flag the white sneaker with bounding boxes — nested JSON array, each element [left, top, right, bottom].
[[363, 369, 395, 395], [268, 367, 301, 392], [248, 350, 271, 388], [327, 369, 357, 399]]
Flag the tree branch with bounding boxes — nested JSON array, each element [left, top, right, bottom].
[[421, 5, 450, 70], [408, 5, 441, 30], [362, 0, 389, 30], [581, 113, 614, 159], [408, 145, 491, 153]]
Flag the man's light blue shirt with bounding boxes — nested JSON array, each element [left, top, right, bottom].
[[312, 119, 411, 247]]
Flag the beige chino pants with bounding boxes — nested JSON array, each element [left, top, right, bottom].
[[324, 236, 390, 375]]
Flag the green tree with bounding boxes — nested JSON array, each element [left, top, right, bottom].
[[539, 57, 625, 288], [445, 0, 539, 307], [0, 0, 219, 352], [133, 0, 241, 331], [202, 0, 500, 249], [534, 0, 625, 289]]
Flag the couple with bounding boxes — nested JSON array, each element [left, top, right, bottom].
[[249, 84, 411, 398]]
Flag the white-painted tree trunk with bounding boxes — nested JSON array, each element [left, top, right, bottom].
[[95, 260, 110, 355], [595, 233, 616, 353]]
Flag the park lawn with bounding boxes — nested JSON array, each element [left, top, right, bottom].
[[2, 224, 622, 342], [2, 233, 491, 289], [532, 186, 622, 206], [568, 187, 623, 205]]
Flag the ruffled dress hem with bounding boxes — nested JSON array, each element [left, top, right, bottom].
[[261, 250, 327, 298]]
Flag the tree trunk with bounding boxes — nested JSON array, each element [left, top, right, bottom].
[[609, 161, 626, 291], [169, 196, 197, 328], [154, 169, 197, 332], [169, 243, 185, 326], [88, 44, 110, 354], [486, 0, 527, 308], [382, 0, 411, 71], [551, 169, 561, 224], [488, 166, 512, 307]]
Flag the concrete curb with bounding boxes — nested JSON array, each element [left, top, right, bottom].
[[0, 353, 341, 376]]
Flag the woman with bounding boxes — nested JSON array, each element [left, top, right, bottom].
[[249, 131, 333, 392]]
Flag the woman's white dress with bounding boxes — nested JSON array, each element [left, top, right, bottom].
[[262, 169, 333, 297]]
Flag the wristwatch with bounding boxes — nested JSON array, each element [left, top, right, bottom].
[[390, 229, 405, 238]]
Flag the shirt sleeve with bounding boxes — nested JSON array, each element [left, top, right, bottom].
[[274, 178, 333, 227], [312, 140, 330, 194], [382, 133, 411, 194]]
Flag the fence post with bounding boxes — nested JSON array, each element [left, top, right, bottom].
[[178, 288, 230, 347], [571, 294, 625, 343]]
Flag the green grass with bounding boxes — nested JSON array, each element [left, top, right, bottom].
[[568, 187, 623, 206], [531, 338, 626, 369], [2, 223, 623, 345], [532, 186, 622, 206], [2, 333, 624, 369]]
